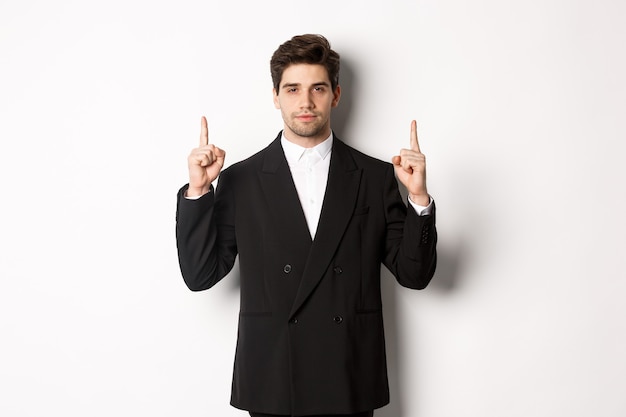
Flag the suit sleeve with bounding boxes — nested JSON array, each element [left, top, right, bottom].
[[175, 173, 238, 291], [382, 165, 437, 289]]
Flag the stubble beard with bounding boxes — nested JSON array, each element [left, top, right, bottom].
[[285, 114, 329, 139]]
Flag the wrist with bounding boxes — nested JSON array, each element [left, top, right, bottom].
[[186, 185, 210, 198], [409, 193, 429, 206]]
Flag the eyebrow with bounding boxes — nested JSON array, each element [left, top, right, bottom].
[[281, 81, 330, 89]]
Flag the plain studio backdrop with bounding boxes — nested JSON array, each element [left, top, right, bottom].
[[1, 0, 625, 416]]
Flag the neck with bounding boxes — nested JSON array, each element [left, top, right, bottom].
[[282, 127, 331, 148]]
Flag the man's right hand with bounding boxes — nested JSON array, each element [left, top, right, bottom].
[[186, 116, 226, 197]]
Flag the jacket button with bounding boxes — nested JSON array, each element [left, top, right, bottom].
[[333, 266, 343, 274], [333, 316, 343, 324], [290, 318, 298, 324], [283, 264, 292, 274]]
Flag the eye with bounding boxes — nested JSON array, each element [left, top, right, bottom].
[[287, 87, 298, 93], [313, 86, 325, 92]]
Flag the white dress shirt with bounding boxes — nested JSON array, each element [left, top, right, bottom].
[[281, 134, 333, 239]]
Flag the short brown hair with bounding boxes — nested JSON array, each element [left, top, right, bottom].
[[270, 34, 340, 93]]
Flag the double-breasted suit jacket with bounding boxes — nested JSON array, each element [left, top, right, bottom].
[[176, 133, 437, 416]]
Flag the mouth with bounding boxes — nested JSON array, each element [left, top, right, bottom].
[[295, 114, 317, 122]]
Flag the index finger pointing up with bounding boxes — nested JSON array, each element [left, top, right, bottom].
[[200, 116, 209, 146], [410, 120, 421, 152]]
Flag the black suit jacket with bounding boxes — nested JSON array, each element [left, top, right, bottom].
[[176, 133, 437, 416]]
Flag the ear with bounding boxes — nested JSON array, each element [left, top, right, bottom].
[[331, 85, 341, 108], [273, 88, 280, 109]]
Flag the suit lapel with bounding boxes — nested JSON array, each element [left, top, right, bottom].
[[289, 138, 362, 318], [258, 136, 313, 247]]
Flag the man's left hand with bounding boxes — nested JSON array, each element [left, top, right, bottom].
[[391, 120, 429, 206]]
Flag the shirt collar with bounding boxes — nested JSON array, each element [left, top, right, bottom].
[[281, 132, 333, 165]]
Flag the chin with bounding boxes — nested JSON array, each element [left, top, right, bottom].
[[290, 124, 326, 138]]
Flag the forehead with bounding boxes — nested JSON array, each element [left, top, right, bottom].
[[280, 63, 330, 86]]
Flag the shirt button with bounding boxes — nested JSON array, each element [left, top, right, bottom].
[[283, 264, 292, 274]]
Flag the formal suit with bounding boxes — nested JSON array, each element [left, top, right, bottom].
[[176, 133, 437, 416]]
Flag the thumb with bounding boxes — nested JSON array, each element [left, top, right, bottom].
[[214, 146, 226, 158]]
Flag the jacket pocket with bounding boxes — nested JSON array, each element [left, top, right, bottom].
[[239, 311, 272, 317], [355, 308, 382, 315]]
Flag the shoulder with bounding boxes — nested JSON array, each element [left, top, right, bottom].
[[220, 133, 282, 177], [334, 137, 393, 172]]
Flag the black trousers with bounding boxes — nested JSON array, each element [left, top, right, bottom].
[[249, 411, 373, 417]]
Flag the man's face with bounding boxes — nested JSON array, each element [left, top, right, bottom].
[[273, 63, 341, 145]]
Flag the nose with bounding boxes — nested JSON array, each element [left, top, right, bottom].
[[300, 91, 314, 109]]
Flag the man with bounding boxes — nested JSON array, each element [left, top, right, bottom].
[[176, 34, 437, 417]]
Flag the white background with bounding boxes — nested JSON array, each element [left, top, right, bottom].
[[1, 0, 625, 416]]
